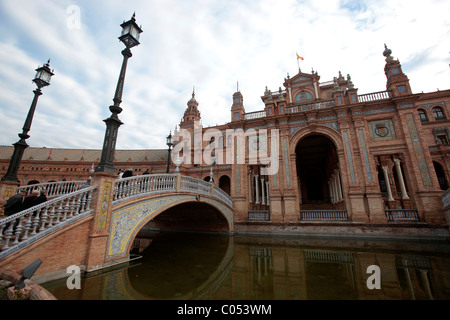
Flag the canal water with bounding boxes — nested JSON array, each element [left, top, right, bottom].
[[42, 231, 450, 300]]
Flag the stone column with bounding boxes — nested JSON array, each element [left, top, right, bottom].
[[85, 171, 117, 271], [336, 170, 344, 201], [260, 178, 266, 205], [382, 166, 394, 201], [248, 172, 252, 204], [254, 174, 260, 204], [265, 181, 270, 206], [328, 180, 334, 203], [393, 158, 409, 199]]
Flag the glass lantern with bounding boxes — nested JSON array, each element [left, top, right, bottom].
[[119, 13, 143, 48], [33, 60, 54, 88]]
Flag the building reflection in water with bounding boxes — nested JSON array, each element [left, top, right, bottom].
[[43, 233, 450, 300]]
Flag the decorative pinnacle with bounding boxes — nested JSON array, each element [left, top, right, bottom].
[[383, 44, 393, 62]]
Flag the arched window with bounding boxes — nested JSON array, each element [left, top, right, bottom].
[[295, 91, 313, 103], [432, 107, 446, 120], [418, 109, 428, 123], [433, 161, 448, 190]]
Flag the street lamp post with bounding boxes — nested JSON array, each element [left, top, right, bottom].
[[2, 60, 54, 183], [95, 13, 143, 174], [166, 132, 174, 173]]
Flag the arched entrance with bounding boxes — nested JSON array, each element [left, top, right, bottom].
[[219, 175, 231, 195], [107, 194, 233, 260], [433, 161, 448, 190], [295, 134, 344, 209], [146, 201, 230, 232]]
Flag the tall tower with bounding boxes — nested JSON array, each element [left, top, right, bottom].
[[383, 44, 412, 96], [231, 87, 245, 122], [180, 89, 201, 129]]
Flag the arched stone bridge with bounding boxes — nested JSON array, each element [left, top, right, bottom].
[[0, 173, 233, 280]]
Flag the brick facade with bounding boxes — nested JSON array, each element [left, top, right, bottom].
[[1, 46, 449, 227]]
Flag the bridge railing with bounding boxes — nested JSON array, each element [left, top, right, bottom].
[[17, 181, 87, 198], [113, 174, 176, 202], [180, 175, 211, 196], [0, 186, 97, 257], [212, 184, 233, 208], [113, 174, 233, 208]]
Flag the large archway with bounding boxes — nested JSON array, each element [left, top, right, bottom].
[[106, 194, 233, 260], [295, 134, 344, 209], [146, 201, 230, 232]]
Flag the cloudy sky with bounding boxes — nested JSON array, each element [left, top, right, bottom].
[[0, 0, 449, 151]]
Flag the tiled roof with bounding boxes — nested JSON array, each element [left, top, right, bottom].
[[0, 146, 168, 163]]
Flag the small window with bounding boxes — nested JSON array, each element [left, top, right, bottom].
[[433, 107, 446, 120], [437, 135, 449, 145], [390, 68, 400, 75], [336, 96, 342, 104], [280, 106, 285, 113], [397, 85, 407, 93], [351, 94, 357, 103], [268, 107, 273, 115], [233, 112, 240, 120], [418, 109, 428, 123]]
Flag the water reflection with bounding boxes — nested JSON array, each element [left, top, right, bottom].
[[43, 232, 450, 300]]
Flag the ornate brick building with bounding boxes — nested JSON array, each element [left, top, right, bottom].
[[1, 46, 449, 226]]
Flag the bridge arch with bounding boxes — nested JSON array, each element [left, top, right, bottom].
[[107, 193, 233, 260]]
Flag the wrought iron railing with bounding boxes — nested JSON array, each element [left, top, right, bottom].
[[248, 210, 270, 221], [300, 210, 348, 221], [385, 209, 419, 222], [304, 249, 354, 264]]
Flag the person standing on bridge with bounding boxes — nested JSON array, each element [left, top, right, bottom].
[[33, 189, 47, 206], [30, 189, 48, 218], [2, 189, 27, 235], [22, 190, 39, 210], [3, 189, 27, 216], [122, 168, 133, 178], [80, 177, 92, 189]]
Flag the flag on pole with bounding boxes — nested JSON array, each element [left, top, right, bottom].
[[296, 52, 304, 61]]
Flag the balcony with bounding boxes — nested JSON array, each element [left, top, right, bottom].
[[385, 209, 419, 222], [357, 90, 392, 103], [287, 99, 335, 113], [244, 110, 266, 120]]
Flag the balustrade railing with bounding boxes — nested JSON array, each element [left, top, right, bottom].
[[113, 174, 233, 208], [304, 249, 354, 264], [248, 210, 270, 221], [17, 180, 86, 198], [385, 209, 419, 222], [300, 210, 348, 221], [440, 188, 450, 210], [0, 186, 96, 255], [287, 99, 335, 114], [213, 186, 233, 208], [243, 110, 266, 120], [180, 175, 211, 195], [358, 90, 392, 103], [113, 174, 175, 202]]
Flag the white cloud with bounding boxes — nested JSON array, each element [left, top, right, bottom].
[[0, 0, 449, 151]]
